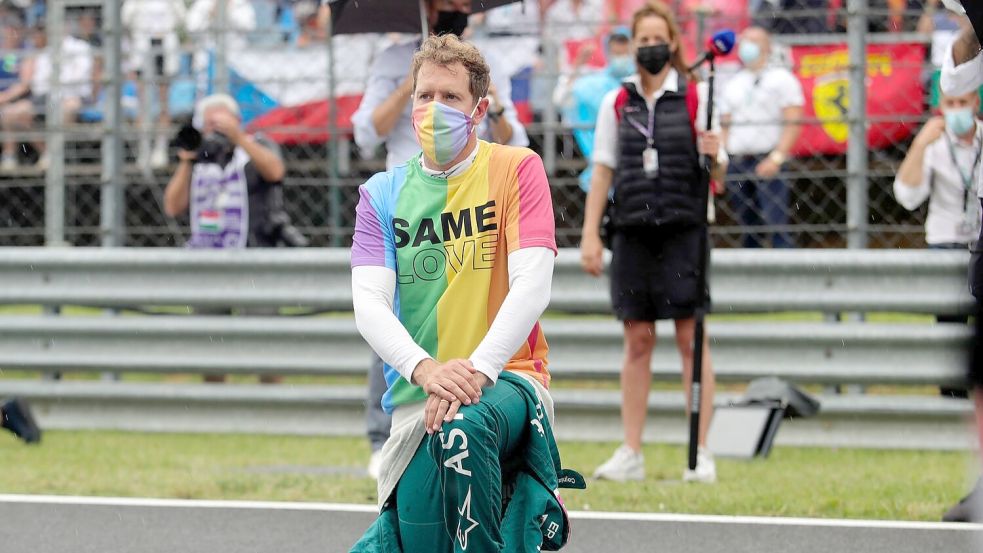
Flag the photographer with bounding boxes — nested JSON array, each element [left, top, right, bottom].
[[164, 93, 304, 249], [164, 94, 304, 384]]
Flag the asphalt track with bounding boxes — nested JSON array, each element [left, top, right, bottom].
[[1, 495, 981, 553]]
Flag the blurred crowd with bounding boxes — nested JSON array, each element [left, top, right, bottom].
[[0, 0, 979, 251], [0, 0, 959, 169]]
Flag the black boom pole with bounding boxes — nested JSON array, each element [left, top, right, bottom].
[[688, 56, 715, 472]]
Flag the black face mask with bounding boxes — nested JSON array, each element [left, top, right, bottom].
[[636, 44, 671, 75], [200, 132, 233, 162], [433, 10, 469, 37]]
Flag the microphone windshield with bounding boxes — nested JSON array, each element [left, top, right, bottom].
[[709, 29, 736, 56]]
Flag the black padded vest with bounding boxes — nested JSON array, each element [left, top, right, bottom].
[[610, 79, 702, 228]]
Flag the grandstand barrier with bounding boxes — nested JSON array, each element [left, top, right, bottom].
[[0, 247, 975, 450]]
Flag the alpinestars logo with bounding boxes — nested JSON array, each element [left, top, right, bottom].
[[456, 485, 480, 549]]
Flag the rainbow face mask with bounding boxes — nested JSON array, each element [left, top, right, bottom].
[[412, 100, 480, 166]]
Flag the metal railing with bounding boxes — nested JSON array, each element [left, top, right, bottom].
[[1, 247, 972, 314], [0, 247, 975, 449]]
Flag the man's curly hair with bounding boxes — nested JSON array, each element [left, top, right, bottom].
[[412, 33, 491, 100]]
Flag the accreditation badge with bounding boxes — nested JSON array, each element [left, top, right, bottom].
[[643, 147, 659, 178]]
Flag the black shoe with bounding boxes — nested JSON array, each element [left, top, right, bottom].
[[1, 398, 41, 444], [943, 478, 983, 522]]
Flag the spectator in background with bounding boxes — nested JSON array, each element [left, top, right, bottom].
[[553, 27, 634, 191], [0, 21, 31, 171], [754, 0, 830, 34], [580, 2, 724, 484], [74, 10, 103, 103], [187, 0, 256, 89], [1, 397, 40, 444], [292, 1, 325, 48], [163, 95, 302, 383], [164, 94, 294, 251], [885, 0, 906, 32], [2, 24, 93, 172], [894, 90, 979, 400], [544, 0, 605, 77], [0, 0, 42, 27], [895, 90, 981, 251], [350, 0, 529, 480], [918, 0, 964, 35], [122, 0, 187, 169], [720, 26, 804, 248], [75, 9, 101, 47]]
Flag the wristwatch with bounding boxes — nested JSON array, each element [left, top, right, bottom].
[[768, 150, 787, 166], [487, 106, 505, 121]]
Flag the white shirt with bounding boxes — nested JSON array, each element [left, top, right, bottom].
[[351, 36, 528, 170], [121, 0, 186, 38], [186, 0, 256, 53], [942, 41, 983, 200], [592, 69, 725, 170], [719, 66, 804, 155], [893, 124, 983, 245], [122, 0, 186, 75], [31, 36, 93, 100]]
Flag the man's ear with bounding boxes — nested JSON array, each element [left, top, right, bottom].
[[471, 96, 491, 125]]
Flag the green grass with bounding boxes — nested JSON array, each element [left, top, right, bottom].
[[0, 304, 939, 324], [0, 430, 972, 521]]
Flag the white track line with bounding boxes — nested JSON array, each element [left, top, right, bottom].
[[0, 494, 979, 532]]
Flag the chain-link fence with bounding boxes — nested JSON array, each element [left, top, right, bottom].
[[0, 0, 956, 250]]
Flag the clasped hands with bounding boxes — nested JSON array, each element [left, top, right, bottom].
[[412, 358, 489, 435]]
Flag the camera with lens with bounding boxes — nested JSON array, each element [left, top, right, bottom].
[[171, 123, 202, 153], [172, 123, 235, 162]]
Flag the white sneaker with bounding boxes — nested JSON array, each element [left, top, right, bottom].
[[35, 152, 49, 171], [683, 447, 717, 484], [367, 449, 383, 480], [1, 156, 16, 172], [593, 444, 645, 481]]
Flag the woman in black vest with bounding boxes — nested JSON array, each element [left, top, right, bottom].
[[579, 1, 727, 484]]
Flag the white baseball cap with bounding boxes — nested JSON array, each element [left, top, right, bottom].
[[192, 93, 241, 129], [941, 0, 966, 15]]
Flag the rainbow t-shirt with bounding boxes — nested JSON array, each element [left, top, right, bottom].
[[351, 141, 557, 413]]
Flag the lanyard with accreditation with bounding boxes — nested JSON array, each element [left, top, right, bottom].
[[626, 107, 660, 178], [942, 126, 983, 237]]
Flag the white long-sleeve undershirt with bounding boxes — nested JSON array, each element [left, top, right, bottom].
[[352, 247, 555, 386]]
